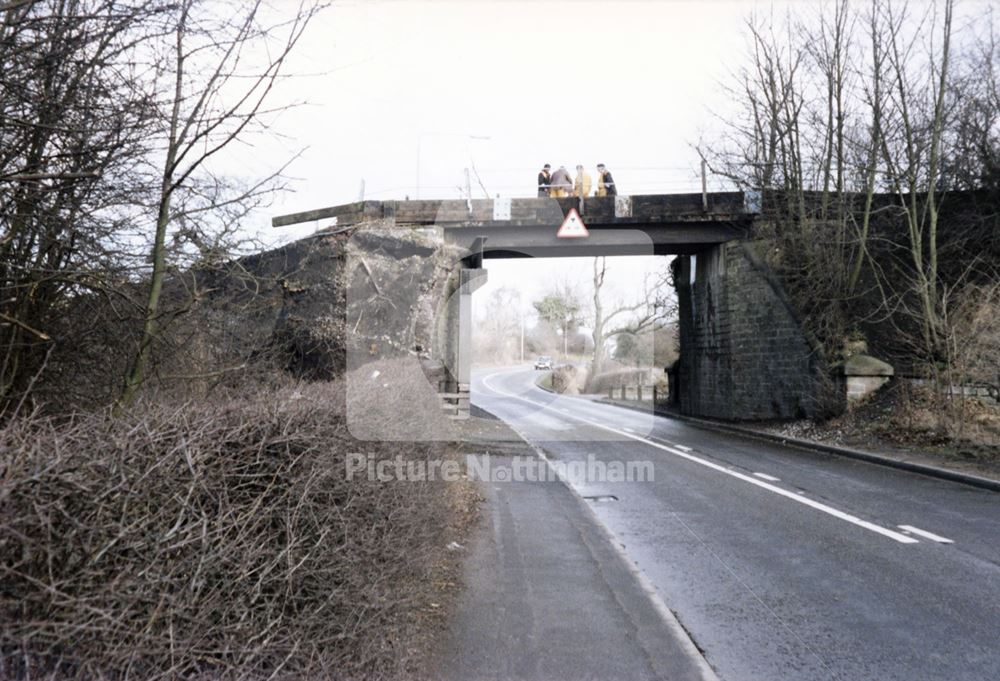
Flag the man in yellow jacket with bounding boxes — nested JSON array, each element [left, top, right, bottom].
[[573, 164, 591, 198]]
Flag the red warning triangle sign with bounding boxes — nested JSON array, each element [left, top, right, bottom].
[[556, 208, 589, 238]]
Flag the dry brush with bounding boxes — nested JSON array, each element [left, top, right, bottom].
[[1, 379, 468, 680]]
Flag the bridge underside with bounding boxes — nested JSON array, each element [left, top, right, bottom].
[[445, 220, 750, 258]]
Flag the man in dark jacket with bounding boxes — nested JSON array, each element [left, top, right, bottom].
[[549, 165, 573, 197], [596, 163, 617, 196], [537, 164, 552, 197]]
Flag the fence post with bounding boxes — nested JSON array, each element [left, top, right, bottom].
[[653, 385, 658, 403], [637, 384, 643, 401], [609, 386, 614, 400]]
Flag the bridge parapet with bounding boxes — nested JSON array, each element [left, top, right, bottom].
[[272, 191, 760, 229]]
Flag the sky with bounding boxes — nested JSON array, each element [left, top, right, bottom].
[[249, 0, 783, 242], [226, 0, 787, 317], [204, 0, 997, 328], [242, 0, 995, 231]]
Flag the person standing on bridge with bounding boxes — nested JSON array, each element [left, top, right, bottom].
[[549, 165, 573, 198], [596, 163, 617, 197], [537, 164, 552, 197], [573, 164, 592, 198]]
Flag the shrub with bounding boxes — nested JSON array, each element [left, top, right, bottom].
[[0, 380, 466, 680], [550, 364, 587, 395], [587, 368, 658, 395]]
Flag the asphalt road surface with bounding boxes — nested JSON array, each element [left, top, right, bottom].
[[472, 365, 1000, 681]]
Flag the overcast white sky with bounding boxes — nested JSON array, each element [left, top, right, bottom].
[[254, 0, 789, 240], [236, 0, 791, 316], [208, 0, 993, 326]]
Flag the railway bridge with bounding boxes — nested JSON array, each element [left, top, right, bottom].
[[273, 192, 823, 424]]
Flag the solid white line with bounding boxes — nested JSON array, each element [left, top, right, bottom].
[[753, 472, 781, 482], [675, 444, 693, 452], [480, 370, 919, 545], [898, 525, 954, 544]]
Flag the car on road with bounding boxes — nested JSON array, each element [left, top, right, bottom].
[[534, 355, 553, 370]]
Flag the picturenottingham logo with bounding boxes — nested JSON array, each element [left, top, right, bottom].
[[346, 453, 654, 483]]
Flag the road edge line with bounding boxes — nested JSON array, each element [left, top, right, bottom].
[[597, 399, 1000, 494]]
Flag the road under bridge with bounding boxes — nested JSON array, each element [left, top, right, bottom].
[[273, 192, 822, 421]]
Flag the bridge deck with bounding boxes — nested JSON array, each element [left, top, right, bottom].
[[272, 192, 759, 256], [271, 191, 759, 229]]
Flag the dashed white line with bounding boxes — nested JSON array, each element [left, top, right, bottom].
[[753, 472, 781, 482], [651, 436, 693, 452], [481, 370, 919, 545], [898, 525, 954, 544]]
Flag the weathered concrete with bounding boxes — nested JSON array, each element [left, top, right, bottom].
[[836, 354, 894, 404], [189, 223, 458, 386]]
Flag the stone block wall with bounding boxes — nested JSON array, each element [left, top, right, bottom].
[[676, 241, 824, 420]]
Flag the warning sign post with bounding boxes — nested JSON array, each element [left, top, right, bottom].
[[556, 208, 589, 238]]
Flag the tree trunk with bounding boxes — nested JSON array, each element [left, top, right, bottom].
[[590, 258, 606, 383], [118, 4, 188, 408]]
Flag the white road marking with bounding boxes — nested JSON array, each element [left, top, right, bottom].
[[753, 472, 781, 482], [898, 525, 954, 544], [653, 438, 695, 453], [480, 370, 919, 545]]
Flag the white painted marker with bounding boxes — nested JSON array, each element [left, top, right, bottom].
[[898, 525, 954, 544], [753, 472, 781, 482]]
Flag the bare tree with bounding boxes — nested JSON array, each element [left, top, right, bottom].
[[119, 0, 321, 406], [700, 0, 1000, 440], [589, 257, 667, 384], [0, 1, 322, 413], [945, 8, 1000, 191], [474, 286, 522, 363], [847, 0, 890, 294], [875, 0, 954, 364], [701, 9, 806, 196], [0, 0, 160, 412]]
